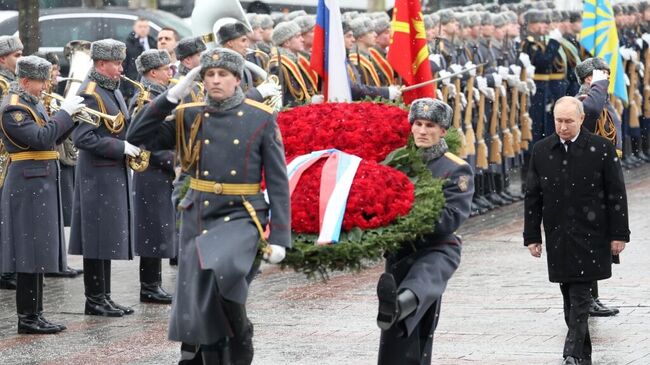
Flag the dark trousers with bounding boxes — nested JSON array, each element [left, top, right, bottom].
[[178, 299, 254, 365], [140, 257, 161, 284], [560, 282, 592, 360], [83, 258, 112, 297], [590, 281, 598, 299], [16, 273, 42, 315]]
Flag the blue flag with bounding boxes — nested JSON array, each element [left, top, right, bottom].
[[579, 0, 628, 104]]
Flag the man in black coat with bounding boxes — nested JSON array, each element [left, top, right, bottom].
[[122, 18, 156, 99], [524, 96, 630, 365]]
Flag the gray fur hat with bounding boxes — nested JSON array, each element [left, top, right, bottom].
[[175, 36, 207, 60], [469, 12, 482, 26], [342, 20, 352, 35], [16, 55, 51, 80], [423, 14, 435, 30], [287, 10, 307, 21], [408, 98, 453, 129], [575, 57, 610, 82], [480, 12, 493, 26], [294, 15, 316, 33], [493, 13, 508, 28], [272, 21, 301, 46], [374, 17, 391, 34], [271, 12, 286, 26], [136, 49, 171, 75], [33, 51, 59, 66], [258, 14, 274, 29], [200, 47, 244, 79], [218, 22, 249, 45], [349, 17, 373, 38], [457, 14, 471, 28], [504, 11, 518, 24], [430, 13, 440, 26], [90, 39, 126, 61], [0, 35, 23, 57], [523, 9, 546, 24], [438, 9, 456, 25]]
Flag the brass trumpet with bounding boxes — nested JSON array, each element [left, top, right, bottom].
[[42, 92, 121, 128]]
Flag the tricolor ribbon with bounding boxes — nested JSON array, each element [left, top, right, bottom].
[[283, 149, 361, 244]]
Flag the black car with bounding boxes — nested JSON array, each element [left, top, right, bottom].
[[0, 7, 192, 77]]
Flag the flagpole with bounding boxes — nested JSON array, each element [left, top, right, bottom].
[[400, 64, 484, 92]]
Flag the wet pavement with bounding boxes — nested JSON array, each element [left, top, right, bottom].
[[1, 165, 649, 365]]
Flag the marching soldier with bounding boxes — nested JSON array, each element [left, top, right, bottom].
[[34, 51, 84, 279], [69, 39, 137, 317], [127, 48, 290, 364], [269, 21, 317, 106], [377, 98, 473, 364], [0, 55, 85, 333], [0, 35, 22, 290], [129, 49, 175, 304]]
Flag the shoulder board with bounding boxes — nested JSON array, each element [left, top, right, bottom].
[[169, 78, 179, 84], [444, 152, 468, 166], [8, 94, 20, 106], [244, 98, 273, 114], [175, 101, 206, 111], [82, 81, 97, 95]]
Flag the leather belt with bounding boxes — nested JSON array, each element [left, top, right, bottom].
[[533, 73, 565, 81], [9, 151, 59, 161], [189, 177, 260, 195]]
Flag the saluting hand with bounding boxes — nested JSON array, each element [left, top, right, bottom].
[[528, 243, 542, 258], [167, 66, 201, 104], [611, 240, 626, 256]]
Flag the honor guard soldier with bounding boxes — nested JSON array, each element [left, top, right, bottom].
[[369, 13, 395, 87], [254, 14, 275, 55], [0, 35, 22, 290], [294, 15, 320, 92], [269, 21, 317, 106], [127, 48, 291, 364], [69, 39, 137, 317], [377, 98, 473, 364], [174, 36, 207, 104], [129, 49, 175, 304], [35, 51, 84, 278], [0, 55, 85, 333], [217, 22, 280, 103], [246, 14, 272, 71], [349, 16, 383, 88]]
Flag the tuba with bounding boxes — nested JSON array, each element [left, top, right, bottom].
[[191, 0, 282, 110], [63, 40, 92, 99]]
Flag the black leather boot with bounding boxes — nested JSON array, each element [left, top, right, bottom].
[[17, 273, 61, 334], [85, 294, 124, 317], [37, 274, 66, 331], [222, 300, 254, 365], [141, 283, 173, 304], [83, 258, 124, 317], [104, 259, 134, 315], [18, 314, 61, 334], [376, 273, 418, 331], [45, 266, 83, 278], [0, 272, 17, 290]]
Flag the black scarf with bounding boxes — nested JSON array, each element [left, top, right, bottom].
[[206, 86, 245, 111], [88, 67, 120, 91], [420, 139, 449, 164]]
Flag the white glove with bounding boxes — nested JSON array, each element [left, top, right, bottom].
[[464, 61, 476, 76], [624, 74, 630, 86], [263, 244, 286, 264], [124, 141, 141, 158], [517, 80, 528, 94], [620, 47, 631, 60], [429, 53, 442, 68], [643, 33, 650, 46], [510, 64, 522, 76], [449, 64, 463, 75], [497, 84, 507, 97], [506, 74, 519, 87], [458, 92, 467, 108], [167, 66, 201, 103], [256, 82, 281, 99], [548, 28, 562, 41], [526, 79, 537, 95], [482, 87, 495, 101], [476, 76, 488, 90], [435, 88, 443, 100], [639, 62, 645, 79], [310, 94, 325, 104], [591, 69, 609, 83], [438, 70, 452, 85], [518, 53, 531, 68], [636, 38, 644, 49], [498, 66, 510, 78], [491, 73, 503, 86], [60, 95, 85, 116], [526, 65, 536, 79], [388, 86, 401, 100], [473, 87, 480, 102], [447, 83, 457, 98]]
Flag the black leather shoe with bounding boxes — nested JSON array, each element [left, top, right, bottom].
[[85, 295, 124, 317], [486, 192, 506, 206], [38, 314, 66, 331], [590, 298, 619, 316], [562, 356, 580, 365], [498, 191, 515, 204], [0, 273, 16, 290], [106, 295, 134, 315], [45, 266, 83, 278], [476, 196, 495, 210], [377, 273, 399, 330], [18, 314, 61, 334], [140, 283, 173, 304]]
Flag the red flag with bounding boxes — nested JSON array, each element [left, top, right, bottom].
[[387, 0, 434, 104]]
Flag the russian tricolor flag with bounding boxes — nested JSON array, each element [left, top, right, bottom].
[[311, 0, 351, 102]]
